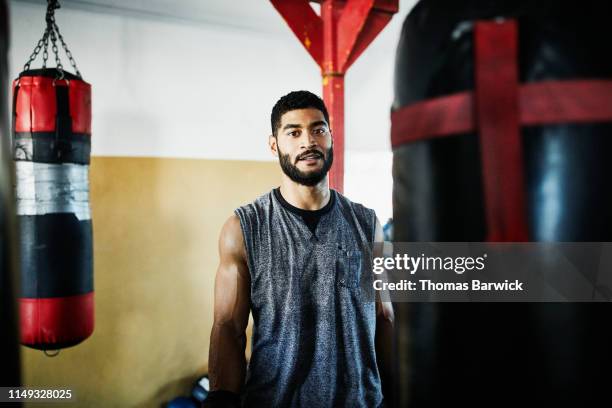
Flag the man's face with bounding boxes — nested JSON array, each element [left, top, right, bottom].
[[270, 108, 333, 187]]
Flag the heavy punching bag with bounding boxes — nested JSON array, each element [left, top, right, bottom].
[[13, 0, 93, 351], [391, 0, 612, 406]]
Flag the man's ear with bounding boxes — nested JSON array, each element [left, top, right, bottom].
[[269, 134, 278, 157]]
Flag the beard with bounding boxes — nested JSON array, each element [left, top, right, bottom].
[[278, 145, 334, 187]]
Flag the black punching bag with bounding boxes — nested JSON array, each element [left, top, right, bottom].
[[0, 0, 22, 389], [391, 0, 612, 406]]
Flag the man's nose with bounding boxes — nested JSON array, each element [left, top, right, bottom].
[[300, 130, 317, 148]]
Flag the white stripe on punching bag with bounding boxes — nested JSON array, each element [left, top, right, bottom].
[[15, 161, 91, 221]]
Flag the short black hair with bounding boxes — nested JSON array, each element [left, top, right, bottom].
[[271, 90, 330, 137]]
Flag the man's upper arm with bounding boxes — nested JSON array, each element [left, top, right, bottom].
[[213, 214, 250, 333]]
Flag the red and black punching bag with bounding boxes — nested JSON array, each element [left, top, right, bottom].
[[13, 0, 93, 351], [391, 0, 612, 406]]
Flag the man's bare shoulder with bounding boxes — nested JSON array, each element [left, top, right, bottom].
[[219, 214, 246, 261]]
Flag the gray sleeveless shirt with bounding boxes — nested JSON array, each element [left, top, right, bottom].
[[235, 189, 383, 408]]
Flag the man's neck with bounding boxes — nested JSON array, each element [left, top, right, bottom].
[[279, 177, 331, 211]]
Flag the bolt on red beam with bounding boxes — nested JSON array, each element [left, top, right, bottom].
[[270, 0, 398, 193]]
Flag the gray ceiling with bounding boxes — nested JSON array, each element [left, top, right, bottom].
[[13, 0, 311, 33]]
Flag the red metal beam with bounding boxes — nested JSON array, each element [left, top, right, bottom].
[[343, 11, 394, 71], [271, 0, 398, 192], [312, 0, 398, 13], [321, 1, 345, 190], [323, 75, 345, 190], [270, 0, 324, 65], [337, 0, 375, 71]]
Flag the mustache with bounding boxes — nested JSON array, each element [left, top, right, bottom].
[[296, 149, 324, 162]]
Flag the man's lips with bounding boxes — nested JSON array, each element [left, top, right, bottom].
[[297, 152, 323, 162]]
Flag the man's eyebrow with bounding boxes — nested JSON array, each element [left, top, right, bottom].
[[282, 123, 302, 131], [309, 121, 328, 128]]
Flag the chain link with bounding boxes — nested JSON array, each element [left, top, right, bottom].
[[42, 28, 50, 68], [21, 0, 82, 79]]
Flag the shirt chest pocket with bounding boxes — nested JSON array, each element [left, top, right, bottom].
[[336, 248, 363, 288]]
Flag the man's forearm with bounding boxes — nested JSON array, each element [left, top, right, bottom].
[[208, 322, 247, 393], [376, 316, 394, 404]]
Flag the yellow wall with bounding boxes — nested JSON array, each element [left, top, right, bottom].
[[22, 156, 279, 407]]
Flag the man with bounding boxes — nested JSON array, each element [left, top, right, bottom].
[[205, 91, 394, 407]]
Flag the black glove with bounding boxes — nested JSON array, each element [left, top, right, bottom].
[[202, 390, 241, 408]]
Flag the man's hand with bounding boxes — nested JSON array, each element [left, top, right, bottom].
[[202, 390, 241, 408], [208, 215, 251, 394]]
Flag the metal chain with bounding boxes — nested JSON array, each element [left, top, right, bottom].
[[49, 24, 64, 79], [22, 28, 48, 71], [42, 28, 50, 68], [21, 0, 82, 79], [46, 0, 64, 79], [53, 22, 81, 78]]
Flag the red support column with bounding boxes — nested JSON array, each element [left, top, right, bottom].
[[323, 74, 345, 190], [270, 0, 398, 193], [321, 1, 344, 191]]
